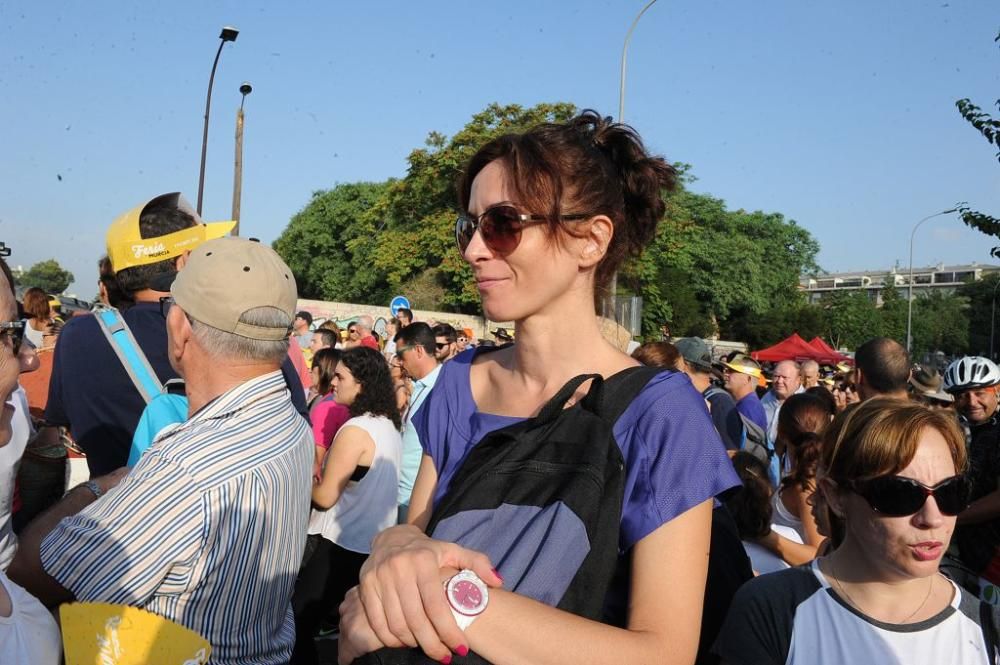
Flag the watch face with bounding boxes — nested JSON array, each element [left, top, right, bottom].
[[447, 572, 488, 616]]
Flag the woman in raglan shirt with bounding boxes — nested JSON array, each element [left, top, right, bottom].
[[715, 397, 1000, 665], [337, 111, 740, 665]]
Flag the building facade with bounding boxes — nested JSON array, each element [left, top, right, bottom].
[[800, 263, 1000, 306]]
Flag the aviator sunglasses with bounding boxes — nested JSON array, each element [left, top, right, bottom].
[[852, 474, 970, 517], [455, 204, 592, 255]]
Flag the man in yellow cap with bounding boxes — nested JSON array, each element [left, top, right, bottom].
[[722, 355, 769, 434], [43, 194, 302, 478]]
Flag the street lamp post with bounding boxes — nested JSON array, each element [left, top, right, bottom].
[[609, 0, 659, 321], [231, 82, 252, 236], [196, 26, 239, 217], [905, 208, 958, 353]]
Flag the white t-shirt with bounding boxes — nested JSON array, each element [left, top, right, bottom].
[[716, 559, 1000, 665], [771, 488, 808, 544], [0, 386, 33, 571], [743, 523, 803, 576], [0, 571, 62, 664], [308, 413, 402, 553]]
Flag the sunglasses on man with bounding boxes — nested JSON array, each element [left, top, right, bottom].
[[851, 474, 970, 517], [0, 321, 25, 355], [455, 204, 592, 255]]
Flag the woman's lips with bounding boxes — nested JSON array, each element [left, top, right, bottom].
[[910, 541, 944, 561], [476, 278, 506, 290]]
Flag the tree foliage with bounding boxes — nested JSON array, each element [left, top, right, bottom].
[[273, 102, 819, 339], [19, 259, 74, 294], [955, 30, 1000, 256]]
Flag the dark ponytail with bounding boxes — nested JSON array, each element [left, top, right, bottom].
[[726, 451, 774, 540], [458, 109, 677, 290]]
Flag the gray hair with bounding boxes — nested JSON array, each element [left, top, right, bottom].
[[189, 306, 291, 364]]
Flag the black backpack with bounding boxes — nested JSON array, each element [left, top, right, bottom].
[[704, 385, 772, 466], [355, 367, 749, 665]]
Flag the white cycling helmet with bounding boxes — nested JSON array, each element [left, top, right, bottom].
[[943, 356, 1000, 394]]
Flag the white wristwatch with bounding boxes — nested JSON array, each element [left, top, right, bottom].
[[444, 569, 490, 631]]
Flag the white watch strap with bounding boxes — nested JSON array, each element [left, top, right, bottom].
[[451, 609, 477, 631]]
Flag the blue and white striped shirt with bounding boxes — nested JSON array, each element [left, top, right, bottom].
[[41, 370, 313, 665]]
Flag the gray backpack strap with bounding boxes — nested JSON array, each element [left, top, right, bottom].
[[93, 304, 164, 404]]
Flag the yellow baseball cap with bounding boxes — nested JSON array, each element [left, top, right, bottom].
[[723, 355, 765, 380], [106, 192, 236, 271]]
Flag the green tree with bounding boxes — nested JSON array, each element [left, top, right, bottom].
[[910, 290, 969, 356], [821, 290, 882, 350], [878, 282, 907, 342], [958, 273, 1000, 358], [954, 30, 1000, 256], [19, 259, 74, 294], [272, 181, 390, 302]]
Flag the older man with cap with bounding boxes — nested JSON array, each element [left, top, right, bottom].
[[10, 238, 314, 665], [723, 355, 769, 432], [44, 194, 307, 478]]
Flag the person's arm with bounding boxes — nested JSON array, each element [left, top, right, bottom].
[[7, 468, 128, 606], [405, 454, 439, 531], [343, 500, 713, 665], [958, 488, 1000, 525], [311, 425, 370, 509], [755, 529, 819, 567], [791, 485, 824, 548]]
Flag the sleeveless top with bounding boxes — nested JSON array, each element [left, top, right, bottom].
[[308, 414, 402, 553]]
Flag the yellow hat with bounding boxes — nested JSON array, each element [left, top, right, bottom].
[[723, 356, 765, 380], [106, 193, 236, 272], [60, 602, 211, 664]]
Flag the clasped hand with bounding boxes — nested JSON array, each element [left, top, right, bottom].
[[338, 525, 503, 665]]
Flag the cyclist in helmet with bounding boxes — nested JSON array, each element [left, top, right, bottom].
[[945, 356, 1000, 583]]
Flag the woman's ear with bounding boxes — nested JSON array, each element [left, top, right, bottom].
[[578, 215, 614, 269]]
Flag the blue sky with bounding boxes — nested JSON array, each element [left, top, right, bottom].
[[1, 1, 996, 297]]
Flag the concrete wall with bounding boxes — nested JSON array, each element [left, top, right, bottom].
[[296, 298, 494, 339]]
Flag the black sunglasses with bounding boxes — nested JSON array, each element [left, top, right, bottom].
[[852, 475, 970, 517], [0, 321, 25, 355], [435, 342, 450, 350], [455, 204, 591, 255]]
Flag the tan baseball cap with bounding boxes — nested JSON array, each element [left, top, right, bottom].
[[171, 237, 298, 341]]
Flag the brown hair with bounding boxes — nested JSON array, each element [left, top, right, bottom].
[[820, 396, 967, 487], [631, 341, 681, 370], [458, 110, 677, 292], [22, 287, 51, 320]]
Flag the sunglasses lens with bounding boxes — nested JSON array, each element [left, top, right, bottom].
[[867, 478, 927, 516], [933, 476, 970, 516], [859, 476, 969, 517], [455, 215, 476, 254], [480, 206, 523, 254]]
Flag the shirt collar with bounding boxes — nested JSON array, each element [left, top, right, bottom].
[[157, 370, 288, 440], [414, 363, 442, 389]]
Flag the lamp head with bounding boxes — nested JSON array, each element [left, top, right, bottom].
[[239, 82, 253, 96], [220, 26, 239, 42]]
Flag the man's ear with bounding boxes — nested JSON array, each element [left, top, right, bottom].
[[166, 307, 192, 364], [578, 215, 614, 269], [175, 251, 190, 271]]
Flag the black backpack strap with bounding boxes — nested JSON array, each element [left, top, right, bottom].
[[594, 366, 665, 425], [535, 374, 602, 424], [981, 600, 999, 665]]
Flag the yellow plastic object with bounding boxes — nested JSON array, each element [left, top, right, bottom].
[[60, 602, 211, 665]]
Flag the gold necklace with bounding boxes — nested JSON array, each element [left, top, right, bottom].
[[830, 558, 935, 624]]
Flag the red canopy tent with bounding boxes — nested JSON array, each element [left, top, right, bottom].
[[808, 337, 849, 363], [751, 333, 846, 365]]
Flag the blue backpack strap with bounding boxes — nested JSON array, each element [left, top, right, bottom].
[[93, 304, 163, 404]]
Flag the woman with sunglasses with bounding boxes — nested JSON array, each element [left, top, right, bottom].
[[337, 111, 739, 665], [715, 397, 999, 664]]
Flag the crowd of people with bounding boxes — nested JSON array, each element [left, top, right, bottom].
[[0, 110, 998, 664]]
